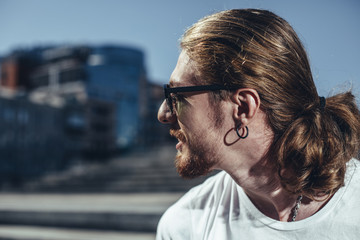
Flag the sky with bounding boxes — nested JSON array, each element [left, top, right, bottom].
[[0, 0, 359, 98]]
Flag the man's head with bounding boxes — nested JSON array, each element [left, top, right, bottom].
[[180, 9, 318, 135], [159, 9, 319, 178]]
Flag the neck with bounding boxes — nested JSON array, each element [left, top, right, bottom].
[[223, 155, 329, 222], [216, 109, 328, 221], [243, 185, 299, 222], [227, 159, 298, 221]]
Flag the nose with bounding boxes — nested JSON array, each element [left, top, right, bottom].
[[158, 100, 176, 124]]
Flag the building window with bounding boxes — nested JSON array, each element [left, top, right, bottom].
[[60, 68, 85, 83]]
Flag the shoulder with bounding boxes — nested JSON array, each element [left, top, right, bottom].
[[177, 170, 232, 209], [156, 171, 232, 239], [163, 170, 230, 210], [156, 196, 192, 239]]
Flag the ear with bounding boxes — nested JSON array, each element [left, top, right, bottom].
[[230, 88, 261, 126]]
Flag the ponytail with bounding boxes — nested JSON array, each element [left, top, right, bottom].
[[275, 91, 360, 199]]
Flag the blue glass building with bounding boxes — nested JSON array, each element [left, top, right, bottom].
[[86, 46, 146, 148], [1, 44, 148, 153]]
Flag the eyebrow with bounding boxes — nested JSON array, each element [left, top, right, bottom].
[[169, 75, 197, 88]]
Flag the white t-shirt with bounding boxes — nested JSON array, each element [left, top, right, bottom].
[[156, 159, 360, 240]]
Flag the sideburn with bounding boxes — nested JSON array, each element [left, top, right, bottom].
[[208, 92, 226, 129]]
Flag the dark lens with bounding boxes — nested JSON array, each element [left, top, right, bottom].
[[166, 96, 173, 113], [164, 84, 173, 113]]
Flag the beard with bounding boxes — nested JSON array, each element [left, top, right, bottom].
[[169, 97, 225, 179], [170, 128, 216, 179]]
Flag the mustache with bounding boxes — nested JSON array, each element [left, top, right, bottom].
[[170, 129, 186, 142]]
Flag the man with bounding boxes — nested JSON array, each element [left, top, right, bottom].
[[156, 9, 360, 239]]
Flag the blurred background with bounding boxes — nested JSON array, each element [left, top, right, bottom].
[[0, 0, 359, 239]]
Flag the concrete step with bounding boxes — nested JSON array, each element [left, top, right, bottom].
[[0, 193, 182, 233], [23, 164, 213, 192], [25, 176, 207, 193], [19, 144, 214, 193], [0, 225, 155, 240]]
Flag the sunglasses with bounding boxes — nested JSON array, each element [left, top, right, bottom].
[[163, 84, 236, 114]]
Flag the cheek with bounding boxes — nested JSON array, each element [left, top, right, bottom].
[[176, 99, 185, 115], [176, 104, 200, 134], [176, 95, 212, 129], [176, 98, 192, 121]]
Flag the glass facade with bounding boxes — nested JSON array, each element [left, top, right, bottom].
[[86, 45, 146, 148]]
